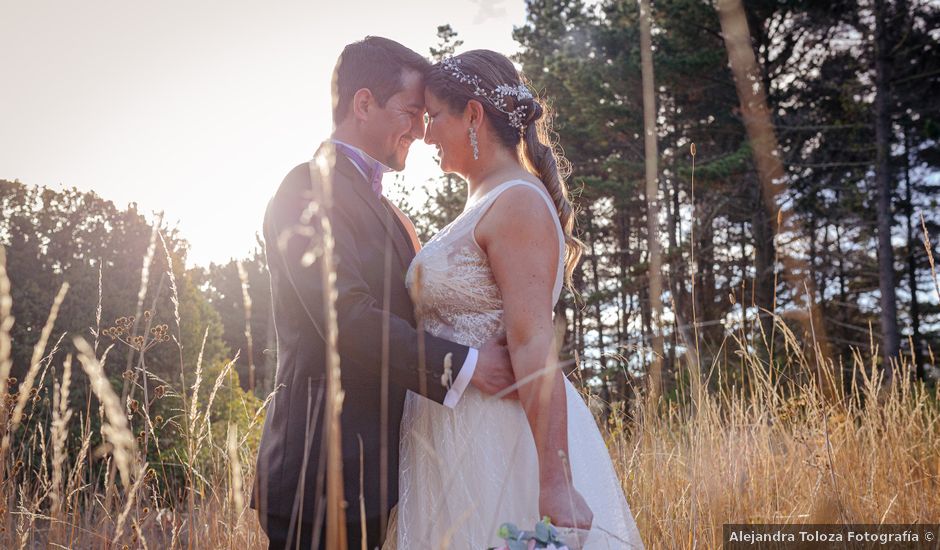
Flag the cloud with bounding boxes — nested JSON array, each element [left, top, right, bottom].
[[470, 0, 508, 24]]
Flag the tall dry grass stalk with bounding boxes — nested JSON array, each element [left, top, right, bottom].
[[308, 153, 348, 548], [74, 337, 139, 489], [922, 213, 940, 303], [0, 248, 12, 431], [48, 354, 72, 532], [237, 260, 256, 393], [0, 247, 15, 511], [0, 282, 68, 464]]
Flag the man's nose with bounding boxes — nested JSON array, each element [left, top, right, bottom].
[[412, 115, 426, 141]]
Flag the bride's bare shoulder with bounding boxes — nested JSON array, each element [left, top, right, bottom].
[[474, 180, 558, 251]]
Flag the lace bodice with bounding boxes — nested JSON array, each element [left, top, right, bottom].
[[405, 180, 565, 348]]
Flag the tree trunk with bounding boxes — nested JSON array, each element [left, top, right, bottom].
[[585, 206, 608, 377], [615, 204, 633, 399], [820, 221, 833, 332], [669, 147, 699, 380], [639, 0, 665, 401], [716, 0, 837, 400], [808, 215, 821, 320], [574, 263, 586, 365], [695, 206, 716, 371], [617, 204, 628, 352], [904, 131, 923, 378], [873, 0, 900, 371], [751, 181, 776, 348], [554, 299, 574, 377]]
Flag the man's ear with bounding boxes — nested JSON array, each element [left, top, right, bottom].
[[352, 88, 374, 122], [466, 99, 485, 129]]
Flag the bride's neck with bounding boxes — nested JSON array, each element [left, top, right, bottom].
[[465, 147, 527, 199]]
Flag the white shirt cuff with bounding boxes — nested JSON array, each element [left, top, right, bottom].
[[443, 347, 478, 408]]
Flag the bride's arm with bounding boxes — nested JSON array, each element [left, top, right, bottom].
[[476, 185, 592, 529]]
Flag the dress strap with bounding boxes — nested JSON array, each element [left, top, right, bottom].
[[468, 179, 566, 302]]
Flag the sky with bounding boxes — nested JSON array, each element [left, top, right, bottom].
[[0, 0, 528, 267]]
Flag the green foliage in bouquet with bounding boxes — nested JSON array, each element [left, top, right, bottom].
[[490, 517, 570, 550]]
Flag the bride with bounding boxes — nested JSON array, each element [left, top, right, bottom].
[[386, 50, 644, 549]]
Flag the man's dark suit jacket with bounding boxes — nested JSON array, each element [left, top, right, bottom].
[[252, 142, 470, 529]]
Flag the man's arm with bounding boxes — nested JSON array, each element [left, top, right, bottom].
[[269, 162, 467, 403]]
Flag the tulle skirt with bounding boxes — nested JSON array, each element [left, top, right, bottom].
[[385, 379, 644, 549]]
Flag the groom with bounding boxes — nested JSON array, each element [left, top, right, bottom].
[[252, 36, 515, 550]]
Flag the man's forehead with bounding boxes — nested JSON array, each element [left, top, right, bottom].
[[395, 70, 426, 108], [400, 67, 423, 84]]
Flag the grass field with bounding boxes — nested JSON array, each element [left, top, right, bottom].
[[0, 236, 938, 549]]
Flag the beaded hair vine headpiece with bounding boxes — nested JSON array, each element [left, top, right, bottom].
[[441, 56, 534, 130]]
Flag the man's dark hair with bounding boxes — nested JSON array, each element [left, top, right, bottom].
[[331, 36, 431, 125]]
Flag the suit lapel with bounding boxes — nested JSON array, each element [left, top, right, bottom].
[[320, 143, 415, 271]]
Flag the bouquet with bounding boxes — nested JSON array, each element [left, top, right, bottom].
[[489, 517, 585, 550]]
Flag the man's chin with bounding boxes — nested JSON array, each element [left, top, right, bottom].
[[387, 154, 408, 172]]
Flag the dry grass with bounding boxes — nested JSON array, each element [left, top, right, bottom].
[[615, 333, 940, 548], [0, 243, 270, 549], [0, 223, 937, 548]]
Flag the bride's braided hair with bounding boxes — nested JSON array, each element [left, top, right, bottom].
[[426, 50, 583, 286]]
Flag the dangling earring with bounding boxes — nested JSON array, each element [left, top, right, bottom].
[[468, 126, 480, 160]]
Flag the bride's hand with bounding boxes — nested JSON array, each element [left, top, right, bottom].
[[539, 482, 593, 531]]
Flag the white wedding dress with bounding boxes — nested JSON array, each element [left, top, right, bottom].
[[387, 180, 644, 549]]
